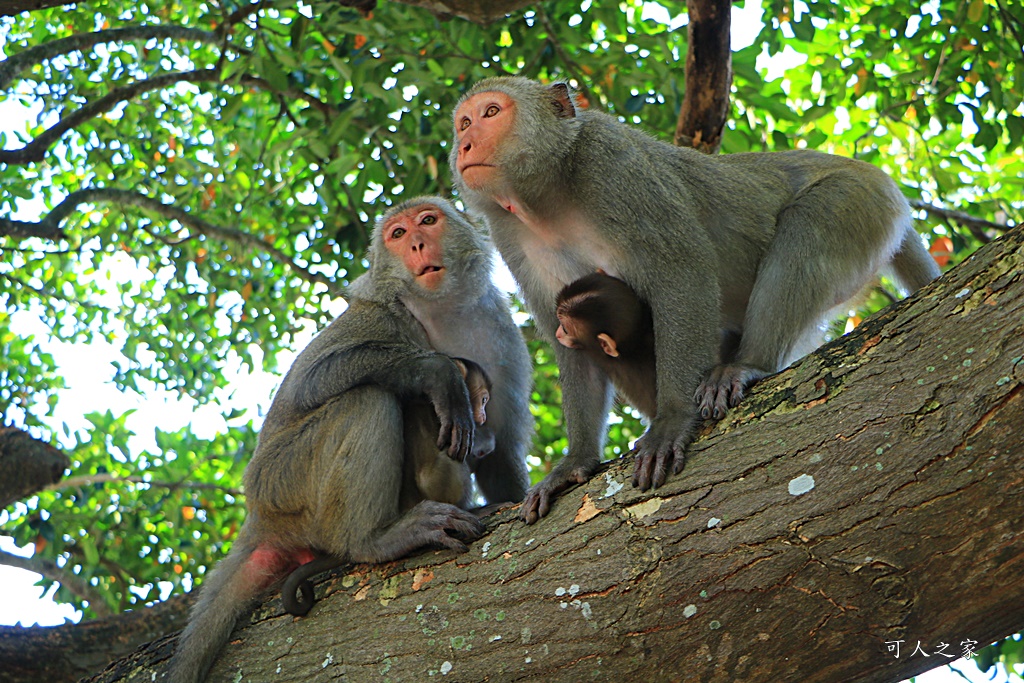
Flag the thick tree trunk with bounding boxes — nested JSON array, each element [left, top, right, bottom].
[[79, 229, 1024, 682], [0, 595, 193, 683], [675, 0, 732, 152]]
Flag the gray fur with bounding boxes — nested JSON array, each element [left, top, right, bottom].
[[167, 198, 532, 682], [450, 77, 940, 522]]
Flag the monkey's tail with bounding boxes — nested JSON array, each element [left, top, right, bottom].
[[889, 224, 941, 294], [166, 534, 263, 683], [281, 555, 342, 616]]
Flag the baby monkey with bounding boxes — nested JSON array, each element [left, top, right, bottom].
[[281, 357, 495, 617], [405, 357, 496, 508], [556, 272, 656, 418]]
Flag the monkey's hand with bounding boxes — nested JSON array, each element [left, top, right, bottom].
[[631, 412, 696, 491], [408, 500, 487, 553], [424, 356, 477, 462], [694, 364, 768, 420], [519, 459, 597, 525]]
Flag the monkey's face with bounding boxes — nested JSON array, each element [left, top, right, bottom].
[[454, 90, 515, 192], [554, 315, 585, 350], [382, 204, 447, 291]]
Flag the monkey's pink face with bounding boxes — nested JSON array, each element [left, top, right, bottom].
[[382, 204, 447, 290], [554, 316, 584, 350], [454, 91, 515, 191]]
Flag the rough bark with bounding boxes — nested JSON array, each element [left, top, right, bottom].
[[0, 595, 194, 683], [675, 0, 732, 153], [0, 427, 69, 509], [76, 229, 1024, 682]]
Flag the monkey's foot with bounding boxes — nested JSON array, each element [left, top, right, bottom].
[[631, 414, 695, 490], [519, 463, 596, 524], [412, 501, 487, 553], [695, 364, 768, 420]]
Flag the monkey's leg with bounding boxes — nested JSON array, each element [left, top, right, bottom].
[[520, 347, 614, 524], [697, 174, 902, 419], [311, 387, 485, 565], [474, 440, 528, 507], [168, 526, 294, 683]]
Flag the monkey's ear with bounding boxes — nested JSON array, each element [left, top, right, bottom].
[[548, 83, 577, 119], [597, 333, 619, 358]]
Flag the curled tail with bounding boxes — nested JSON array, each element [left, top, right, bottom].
[[281, 555, 343, 616], [167, 534, 263, 683], [890, 224, 941, 293]]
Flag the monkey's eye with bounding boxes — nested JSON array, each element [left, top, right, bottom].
[[421, 214, 437, 225], [459, 117, 470, 131], [390, 227, 406, 239], [484, 104, 500, 117]]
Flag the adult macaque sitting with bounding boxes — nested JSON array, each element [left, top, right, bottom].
[[168, 197, 533, 683]]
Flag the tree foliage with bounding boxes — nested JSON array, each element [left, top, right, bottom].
[[0, 0, 1021, 676]]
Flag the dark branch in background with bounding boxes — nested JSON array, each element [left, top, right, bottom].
[[0, 188, 341, 293], [675, 0, 732, 153], [0, 0, 529, 24], [0, 548, 112, 618], [0, 0, 68, 15], [0, 426, 69, 509], [912, 199, 1013, 244], [537, 9, 593, 102], [995, 0, 1024, 57], [0, 69, 335, 166], [0, 25, 235, 90]]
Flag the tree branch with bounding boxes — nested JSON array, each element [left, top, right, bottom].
[[911, 199, 1014, 243], [0, 549, 111, 618], [0, 188, 341, 293], [0, 26, 231, 90], [49, 473, 241, 498], [88, 228, 1024, 683], [675, 0, 732, 153], [0, 593, 195, 683], [0, 426, 69, 509]]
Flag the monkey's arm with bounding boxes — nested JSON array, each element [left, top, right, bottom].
[[520, 340, 614, 523], [282, 302, 477, 461], [630, 266, 720, 490]]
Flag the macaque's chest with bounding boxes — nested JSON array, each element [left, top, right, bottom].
[[499, 205, 621, 293]]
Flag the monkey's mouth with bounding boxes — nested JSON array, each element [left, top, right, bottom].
[[418, 265, 444, 276], [459, 162, 494, 173]]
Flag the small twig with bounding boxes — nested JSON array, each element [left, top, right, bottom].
[[0, 187, 341, 293], [537, 8, 593, 100], [911, 199, 1011, 241], [0, 548, 112, 617], [995, 0, 1024, 56], [0, 271, 110, 313], [49, 473, 242, 497]]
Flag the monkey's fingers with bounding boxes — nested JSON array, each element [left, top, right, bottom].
[[519, 464, 592, 524], [632, 416, 694, 489], [444, 512, 487, 542], [696, 364, 768, 420]]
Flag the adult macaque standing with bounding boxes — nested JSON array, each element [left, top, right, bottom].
[[450, 76, 939, 523], [168, 198, 532, 682], [556, 271, 656, 418]]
